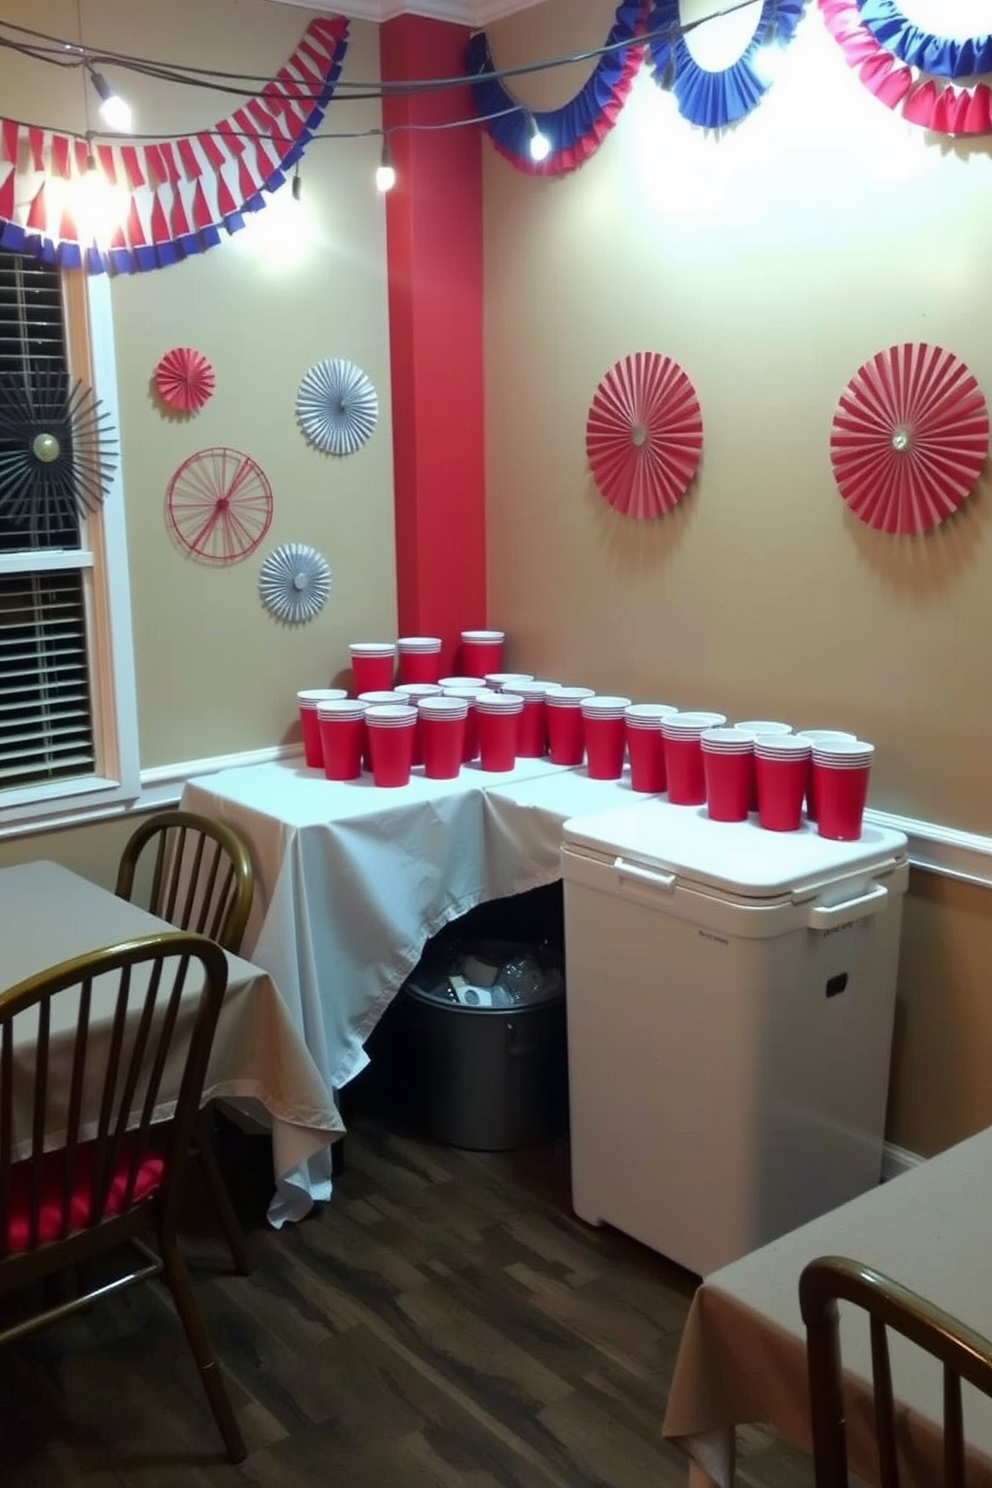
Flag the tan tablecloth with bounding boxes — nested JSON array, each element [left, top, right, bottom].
[[663, 1126, 992, 1486], [0, 860, 342, 1226]]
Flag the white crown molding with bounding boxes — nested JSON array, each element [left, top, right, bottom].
[[264, 0, 542, 23]]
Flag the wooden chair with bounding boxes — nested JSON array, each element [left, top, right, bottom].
[[115, 810, 254, 1275], [799, 1254, 992, 1488], [0, 932, 245, 1463]]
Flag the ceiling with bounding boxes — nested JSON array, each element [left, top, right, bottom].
[[265, 0, 545, 23]]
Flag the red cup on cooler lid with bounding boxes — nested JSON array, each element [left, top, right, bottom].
[[662, 712, 727, 805], [701, 727, 754, 822], [811, 739, 874, 841], [754, 734, 811, 832], [581, 696, 632, 781], [797, 731, 859, 820], [624, 704, 678, 794], [317, 699, 367, 781], [298, 688, 348, 767], [460, 629, 504, 676], [349, 642, 395, 694], [365, 703, 418, 787], [397, 636, 442, 685], [734, 720, 792, 737], [474, 688, 523, 772]]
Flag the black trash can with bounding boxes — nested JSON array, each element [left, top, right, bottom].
[[400, 939, 568, 1152]]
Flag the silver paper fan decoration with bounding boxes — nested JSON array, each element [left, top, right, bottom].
[[259, 543, 332, 624], [296, 359, 378, 455]]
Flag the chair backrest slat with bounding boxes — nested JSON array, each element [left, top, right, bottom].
[[0, 932, 228, 1259], [800, 1255, 992, 1488], [115, 810, 254, 956], [0, 1023, 11, 1258], [59, 978, 93, 1241]]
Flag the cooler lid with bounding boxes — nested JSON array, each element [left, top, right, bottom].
[[561, 800, 908, 901]]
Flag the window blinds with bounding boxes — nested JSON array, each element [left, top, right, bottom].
[[0, 254, 96, 790]]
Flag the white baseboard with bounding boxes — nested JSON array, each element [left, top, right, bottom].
[[881, 1141, 925, 1183]]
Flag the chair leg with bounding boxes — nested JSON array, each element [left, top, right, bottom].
[[158, 1228, 247, 1464], [195, 1107, 252, 1276]]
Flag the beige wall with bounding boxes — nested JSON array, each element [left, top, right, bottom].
[[0, 0, 396, 771], [484, 0, 992, 1154], [484, 0, 992, 832]]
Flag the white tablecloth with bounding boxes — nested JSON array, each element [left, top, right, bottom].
[[182, 757, 574, 1094], [663, 1126, 992, 1487], [0, 861, 342, 1226], [481, 767, 652, 899]]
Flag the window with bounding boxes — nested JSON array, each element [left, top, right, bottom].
[[0, 253, 138, 829]]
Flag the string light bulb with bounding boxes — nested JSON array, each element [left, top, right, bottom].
[[375, 136, 396, 193], [74, 150, 128, 245], [525, 111, 551, 163], [88, 67, 133, 132]]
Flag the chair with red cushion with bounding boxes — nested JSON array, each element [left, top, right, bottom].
[[0, 931, 245, 1463], [115, 810, 254, 1275]]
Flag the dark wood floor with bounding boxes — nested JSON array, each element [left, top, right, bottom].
[[0, 1117, 816, 1487]]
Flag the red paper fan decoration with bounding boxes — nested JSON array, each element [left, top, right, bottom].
[[586, 352, 703, 518], [166, 446, 273, 564], [830, 344, 989, 535], [155, 347, 216, 414]]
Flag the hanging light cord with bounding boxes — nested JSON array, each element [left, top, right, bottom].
[[0, 0, 764, 110]]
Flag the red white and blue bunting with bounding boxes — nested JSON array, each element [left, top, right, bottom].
[[465, 0, 649, 177], [819, 0, 992, 134], [0, 15, 348, 275], [647, 0, 807, 128]]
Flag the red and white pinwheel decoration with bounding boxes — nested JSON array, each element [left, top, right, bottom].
[[586, 351, 703, 519], [830, 343, 989, 534], [154, 347, 216, 415]]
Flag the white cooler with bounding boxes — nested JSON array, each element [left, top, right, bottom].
[[561, 801, 909, 1277]]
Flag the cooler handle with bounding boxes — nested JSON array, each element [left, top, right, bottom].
[[613, 856, 677, 893], [807, 881, 888, 929]]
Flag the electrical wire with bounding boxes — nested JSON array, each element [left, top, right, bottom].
[[0, 0, 765, 104]]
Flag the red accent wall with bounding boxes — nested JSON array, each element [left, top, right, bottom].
[[380, 16, 486, 669]]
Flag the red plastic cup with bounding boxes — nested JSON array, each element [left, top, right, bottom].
[[797, 731, 859, 821], [418, 696, 468, 780], [734, 722, 791, 810], [358, 691, 404, 771], [317, 700, 367, 781], [811, 741, 874, 841], [460, 629, 504, 676], [443, 687, 482, 761], [349, 643, 395, 694], [624, 704, 678, 793], [582, 696, 632, 781], [485, 672, 534, 692], [662, 713, 727, 805], [474, 690, 522, 772], [701, 729, 754, 822], [365, 704, 418, 787], [755, 737, 812, 832], [298, 689, 348, 768], [513, 680, 554, 758], [397, 637, 442, 686], [545, 687, 594, 766], [396, 684, 441, 766]]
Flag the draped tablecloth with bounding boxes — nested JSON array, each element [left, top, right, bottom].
[[663, 1125, 992, 1487], [0, 860, 341, 1227], [181, 756, 583, 1202]]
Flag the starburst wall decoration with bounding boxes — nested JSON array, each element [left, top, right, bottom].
[[0, 366, 118, 538]]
